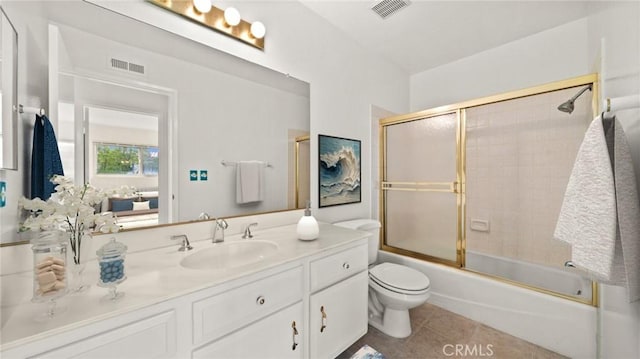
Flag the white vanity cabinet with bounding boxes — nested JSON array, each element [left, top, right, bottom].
[[308, 244, 369, 359], [191, 265, 304, 358], [1, 227, 370, 359]]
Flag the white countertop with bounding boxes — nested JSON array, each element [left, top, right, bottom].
[[0, 223, 368, 350]]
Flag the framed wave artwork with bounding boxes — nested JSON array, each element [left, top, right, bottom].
[[318, 134, 361, 208]]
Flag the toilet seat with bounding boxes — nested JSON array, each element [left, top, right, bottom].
[[369, 263, 430, 295]]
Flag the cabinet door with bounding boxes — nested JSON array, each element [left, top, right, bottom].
[[32, 310, 176, 359], [193, 302, 303, 359], [310, 271, 368, 359]]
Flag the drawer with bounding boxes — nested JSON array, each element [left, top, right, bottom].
[[310, 244, 367, 292], [33, 310, 176, 359], [193, 266, 303, 345], [193, 302, 304, 359]]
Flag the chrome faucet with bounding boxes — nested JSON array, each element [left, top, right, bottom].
[[242, 223, 258, 239], [212, 218, 229, 243], [171, 234, 193, 251]]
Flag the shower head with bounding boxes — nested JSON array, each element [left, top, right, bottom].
[[557, 84, 592, 114]]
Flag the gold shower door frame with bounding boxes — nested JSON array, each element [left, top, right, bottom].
[[380, 109, 465, 267], [379, 73, 599, 306]]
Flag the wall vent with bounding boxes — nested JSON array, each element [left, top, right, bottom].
[[128, 62, 145, 75], [371, 0, 411, 19], [109, 57, 146, 76], [110, 58, 129, 71]]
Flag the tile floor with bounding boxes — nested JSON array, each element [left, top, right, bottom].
[[338, 303, 568, 359]]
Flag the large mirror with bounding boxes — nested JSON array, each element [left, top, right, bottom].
[[2, 1, 309, 244], [0, 6, 18, 170]]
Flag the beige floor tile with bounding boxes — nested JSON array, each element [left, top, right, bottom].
[[398, 327, 458, 359], [422, 305, 479, 344], [467, 324, 537, 359], [408, 302, 437, 333], [339, 303, 566, 359]]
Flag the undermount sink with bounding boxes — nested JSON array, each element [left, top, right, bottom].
[[180, 240, 278, 271]]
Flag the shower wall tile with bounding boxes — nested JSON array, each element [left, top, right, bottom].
[[465, 87, 591, 269]]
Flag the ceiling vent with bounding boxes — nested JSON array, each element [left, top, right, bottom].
[[109, 57, 146, 76], [371, 0, 411, 19]]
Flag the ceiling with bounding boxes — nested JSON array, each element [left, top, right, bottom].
[[300, 1, 592, 75]]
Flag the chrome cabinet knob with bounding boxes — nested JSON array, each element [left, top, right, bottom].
[[256, 296, 266, 305], [342, 262, 350, 269]]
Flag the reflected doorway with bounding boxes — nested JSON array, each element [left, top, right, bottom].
[[57, 74, 171, 228]]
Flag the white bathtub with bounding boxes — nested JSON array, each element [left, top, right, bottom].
[[465, 250, 593, 302], [378, 251, 598, 358]]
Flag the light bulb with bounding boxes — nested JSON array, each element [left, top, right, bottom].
[[224, 7, 241, 26], [250, 21, 266, 39], [192, 0, 211, 14]]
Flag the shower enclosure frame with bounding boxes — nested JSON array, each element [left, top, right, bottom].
[[379, 73, 600, 306]]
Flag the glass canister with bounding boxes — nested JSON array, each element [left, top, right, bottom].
[[31, 230, 68, 319], [96, 238, 128, 301]]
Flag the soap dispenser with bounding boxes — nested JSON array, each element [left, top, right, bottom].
[[297, 201, 319, 241]]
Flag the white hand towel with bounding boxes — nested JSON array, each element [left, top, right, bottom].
[[554, 116, 618, 282], [236, 161, 264, 204]]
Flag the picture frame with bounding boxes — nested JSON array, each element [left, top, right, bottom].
[[318, 134, 361, 208]]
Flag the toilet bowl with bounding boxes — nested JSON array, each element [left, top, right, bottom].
[[333, 219, 431, 339]]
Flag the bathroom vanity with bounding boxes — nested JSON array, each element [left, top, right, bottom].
[[0, 223, 369, 358]]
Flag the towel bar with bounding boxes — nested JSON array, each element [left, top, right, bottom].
[[221, 160, 273, 168]]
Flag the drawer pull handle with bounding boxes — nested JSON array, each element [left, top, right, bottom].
[[343, 262, 350, 269], [291, 321, 299, 350], [256, 296, 266, 305], [320, 306, 327, 333]]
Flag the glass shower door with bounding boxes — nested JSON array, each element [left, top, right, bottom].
[[381, 111, 461, 265]]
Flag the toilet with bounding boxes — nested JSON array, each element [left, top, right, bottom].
[[333, 219, 431, 339]]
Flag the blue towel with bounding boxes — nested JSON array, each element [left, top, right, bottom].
[[31, 114, 64, 200]]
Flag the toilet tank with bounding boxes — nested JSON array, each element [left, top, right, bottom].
[[333, 219, 381, 265]]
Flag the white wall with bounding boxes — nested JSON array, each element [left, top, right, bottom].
[[586, 2, 640, 358], [410, 2, 640, 358], [410, 18, 590, 111], [0, 2, 50, 244]]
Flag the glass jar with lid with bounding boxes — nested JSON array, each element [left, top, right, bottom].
[[96, 238, 127, 301], [31, 230, 68, 319]]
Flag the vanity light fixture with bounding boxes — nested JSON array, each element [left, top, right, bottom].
[[147, 0, 266, 50], [250, 21, 266, 39], [223, 7, 241, 26], [193, 0, 212, 14]]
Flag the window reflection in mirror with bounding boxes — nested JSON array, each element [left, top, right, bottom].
[[58, 84, 163, 230]]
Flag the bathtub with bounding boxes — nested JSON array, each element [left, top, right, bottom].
[[378, 251, 598, 358], [465, 250, 593, 302]]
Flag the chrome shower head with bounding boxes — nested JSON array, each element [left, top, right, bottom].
[[558, 100, 575, 113], [557, 84, 592, 114]]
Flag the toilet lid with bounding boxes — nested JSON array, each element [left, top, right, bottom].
[[369, 262, 430, 293]]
